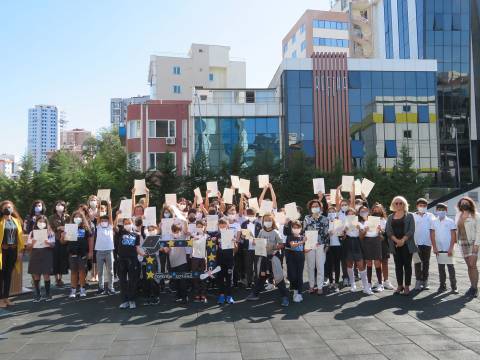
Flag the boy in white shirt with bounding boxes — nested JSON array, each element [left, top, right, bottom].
[[430, 203, 458, 294], [413, 198, 435, 291]]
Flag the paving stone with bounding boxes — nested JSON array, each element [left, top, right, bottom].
[[56, 349, 105, 360], [388, 321, 440, 336], [462, 342, 480, 353], [287, 346, 338, 360], [196, 336, 239, 353], [429, 349, 480, 360], [240, 342, 288, 359], [78, 323, 119, 335], [115, 327, 157, 340], [106, 340, 153, 356], [278, 332, 325, 349], [325, 339, 378, 356], [149, 344, 195, 360], [236, 328, 279, 343], [65, 334, 115, 350], [10, 343, 68, 360], [103, 356, 148, 360], [197, 323, 236, 337], [234, 319, 273, 329], [195, 352, 243, 360], [269, 319, 312, 334], [153, 331, 196, 346], [27, 333, 76, 344], [408, 334, 466, 351], [339, 355, 389, 360], [378, 343, 436, 360], [0, 339, 29, 354], [314, 325, 361, 340], [360, 330, 411, 345], [437, 326, 480, 342], [346, 317, 393, 331], [421, 317, 468, 329]]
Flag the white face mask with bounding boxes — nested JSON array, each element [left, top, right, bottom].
[[292, 228, 301, 236], [37, 222, 46, 230], [417, 206, 426, 214], [341, 205, 349, 212], [124, 224, 133, 232], [164, 213, 171, 218], [179, 204, 186, 211], [101, 221, 109, 228], [311, 207, 321, 214], [328, 213, 337, 221], [73, 217, 82, 225], [264, 221, 273, 228], [56, 205, 64, 213], [228, 214, 236, 221], [90, 201, 97, 209], [100, 211, 107, 217], [247, 217, 255, 223], [196, 228, 204, 234], [360, 212, 369, 219]]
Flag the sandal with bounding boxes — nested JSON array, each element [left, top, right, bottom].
[[394, 287, 404, 295]]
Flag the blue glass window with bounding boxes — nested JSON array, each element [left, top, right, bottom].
[[383, 72, 394, 88], [397, 0, 410, 58], [348, 72, 361, 89], [384, 105, 396, 123], [209, 73, 214, 81], [292, 50, 297, 58], [283, 43, 288, 54], [349, 106, 362, 123], [313, 37, 348, 47], [286, 71, 300, 88], [299, 71, 312, 88], [287, 87, 300, 105], [287, 105, 300, 123], [173, 66, 181, 75], [173, 85, 181, 94], [384, 0, 394, 58], [351, 140, 365, 158], [385, 141, 397, 158], [300, 88, 312, 106], [300, 106, 313, 123], [418, 105, 430, 123], [349, 89, 361, 105], [301, 41, 306, 52], [292, 34, 296, 44], [256, 117, 268, 133], [300, 24, 305, 33]]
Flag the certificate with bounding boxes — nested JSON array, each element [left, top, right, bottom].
[[206, 181, 218, 197], [161, 218, 174, 239], [33, 229, 48, 248], [274, 210, 286, 225], [220, 229, 234, 250], [354, 179, 362, 196], [239, 178, 250, 195], [345, 215, 358, 227], [260, 200, 273, 215], [361, 178, 375, 198], [118, 199, 132, 219], [171, 205, 187, 222], [165, 194, 177, 206], [341, 175, 354, 192], [207, 215, 219, 232], [231, 175, 240, 189], [194, 187, 203, 202], [143, 207, 157, 227], [313, 178, 325, 194], [437, 252, 455, 265], [64, 224, 78, 241], [248, 198, 260, 213], [258, 175, 269, 188], [223, 188, 234, 205], [333, 219, 344, 233], [304, 230, 318, 250], [134, 179, 147, 195], [254, 238, 267, 257], [192, 237, 207, 258], [97, 189, 111, 202], [367, 216, 381, 230], [285, 202, 299, 220], [329, 189, 337, 204], [188, 223, 197, 235]]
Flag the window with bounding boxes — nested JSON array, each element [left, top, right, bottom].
[[209, 73, 214, 81], [128, 153, 141, 170], [418, 105, 430, 123], [246, 91, 255, 103], [384, 105, 396, 123], [385, 140, 397, 158], [351, 140, 365, 158], [173, 85, 181, 94], [300, 24, 305, 33], [148, 120, 176, 138], [292, 34, 296, 44], [182, 119, 188, 148], [283, 43, 288, 54], [397, 0, 410, 58], [301, 41, 306, 52], [127, 120, 140, 138], [148, 152, 176, 170], [404, 130, 412, 138], [434, 13, 443, 30], [173, 66, 181, 75], [403, 105, 411, 112], [313, 20, 348, 29], [384, 0, 393, 58], [292, 50, 297, 58], [313, 37, 348, 47]]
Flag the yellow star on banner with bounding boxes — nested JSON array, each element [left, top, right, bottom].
[[146, 271, 154, 279], [187, 239, 193, 247], [208, 253, 216, 262], [168, 240, 175, 247], [207, 240, 214, 248], [146, 256, 154, 264]]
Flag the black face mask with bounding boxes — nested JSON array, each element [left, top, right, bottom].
[[460, 203, 471, 211], [3, 207, 13, 216]]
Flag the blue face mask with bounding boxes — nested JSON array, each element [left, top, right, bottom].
[[34, 205, 42, 214], [436, 210, 446, 219], [328, 213, 337, 221]]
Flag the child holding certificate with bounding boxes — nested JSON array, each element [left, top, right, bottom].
[[216, 219, 236, 305], [27, 215, 55, 302], [285, 220, 305, 303], [191, 220, 208, 303]]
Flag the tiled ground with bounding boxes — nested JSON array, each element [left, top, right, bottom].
[[0, 254, 479, 360]]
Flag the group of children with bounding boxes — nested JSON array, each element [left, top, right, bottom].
[[19, 181, 468, 309]]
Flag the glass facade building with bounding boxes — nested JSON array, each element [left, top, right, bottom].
[[348, 70, 438, 170]]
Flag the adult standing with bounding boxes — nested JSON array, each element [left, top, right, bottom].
[[386, 196, 417, 296], [0, 200, 24, 308], [49, 200, 70, 287], [456, 197, 479, 298]]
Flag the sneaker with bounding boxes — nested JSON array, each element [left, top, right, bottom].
[[151, 297, 160, 305], [363, 287, 374, 295], [281, 296, 289, 307], [119, 301, 129, 309], [129, 301, 136, 309], [265, 283, 275, 291], [293, 294, 302, 303], [97, 288, 105, 295], [437, 285, 447, 293], [68, 289, 76, 299], [200, 296, 208, 303], [350, 284, 357, 292], [414, 280, 423, 291], [217, 294, 225, 304], [373, 284, 384, 293], [423, 281, 430, 290], [343, 278, 350, 287], [79, 288, 87, 297], [33, 295, 42, 303], [383, 280, 394, 290], [451, 288, 459, 295], [465, 287, 479, 298], [246, 293, 259, 301], [226, 296, 235, 304], [106, 288, 117, 295], [44, 295, 53, 302]]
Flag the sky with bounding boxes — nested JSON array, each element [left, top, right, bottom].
[[0, 0, 330, 159]]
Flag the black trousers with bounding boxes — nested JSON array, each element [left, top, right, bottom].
[[118, 257, 140, 302], [414, 245, 431, 282], [191, 257, 206, 297], [393, 245, 413, 287], [253, 255, 289, 298], [171, 263, 189, 299], [0, 248, 17, 299], [439, 263, 457, 289], [286, 251, 304, 292], [326, 246, 342, 284], [233, 249, 244, 286], [217, 250, 234, 296], [243, 249, 256, 285]]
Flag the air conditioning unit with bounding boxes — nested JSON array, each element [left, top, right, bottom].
[[166, 137, 176, 145]]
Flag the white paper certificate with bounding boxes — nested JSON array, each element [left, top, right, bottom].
[[223, 188, 234, 204], [207, 215, 219, 232], [231, 175, 240, 189], [354, 179, 362, 196], [313, 178, 325, 194], [329, 189, 337, 204], [361, 178, 375, 198], [97, 189, 111, 202], [206, 181, 218, 197], [143, 207, 157, 227], [304, 230, 318, 250], [258, 175, 269, 188], [165, 194, 177, 206], [220, 229, 234, 250], [260, 200, 273, 215], [367, 216, 381, 230], [239, 179, 250, 195], [134, 179, 147, 195], [194, 187, 203, 202], [437, 252, 455, 265], [64, 224, 78, 241], [254, 238, 267, 257], [248, 197, 260, 213], [33, 229, 48, 248], [345, 215, 358, 227], [118, 199, 132, 219], [341, 175, 354, 192], [193, 237, 207, 258], [161, 218, 174, 239], [285, 202, 299, 220]]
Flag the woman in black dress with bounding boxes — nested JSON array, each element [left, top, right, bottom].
[[49, 201, 70, 287]]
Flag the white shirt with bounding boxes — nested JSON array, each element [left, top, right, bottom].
[[95, 224, 114, 251], [430, 217, 456, 252], [328, 221, 342, 246], [414, 212, 435, 246], [346, 224, 359, 237]]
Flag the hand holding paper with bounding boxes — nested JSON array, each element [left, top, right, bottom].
[[134, 179, 147, 195], [239, 179, 250, 195], [206, 182, 218, 197], [231, 175, 240, 189], [97, 189, 111, 202], [165, 194, 177, 206], [304, 230, 318, 250], [258, 175, 269, 188], [223, 188, 234, 204], [341, 176, 354, 192], [285, 202, 299, 220], [313, 178, 325, 194], [64, 224, 78, 241]]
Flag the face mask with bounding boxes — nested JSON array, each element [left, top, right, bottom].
[[3, 207, 13, 216], [264, 221, 272, 228], [188, 216, 196, 222], [247, 217, 255, 223], [172, 233, 180, 239], [292, 228, 301, 236], [417, 206, 426, 214], [195, 213, 203, 220], [101, 221, 109, 228], [164, 213, 171, 218], [460, 203, 470, 211], [196, 228, 204, 234], [124, 224, 133, 232], [360, 212, 369, 219], [228, 214, 236, 221], [311, 207, 321, 214], [90, 201, 97, 209], [73, 217, 82, 225], [436, 211, 446, 219], [35, 205, 42, 213], [37, 222, 46, 230], [56, 205, 64, 213], [355, 204, 362, 211], [341, 205, 349, 212], [328, 213, 336, 221], [100, 211, 107, 217], [179, 204, 186, 211]]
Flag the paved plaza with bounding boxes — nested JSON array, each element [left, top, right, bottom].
[[1, 255, 480, 360]]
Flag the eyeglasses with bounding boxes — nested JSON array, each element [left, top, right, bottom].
[[394, 202, 404, 206]]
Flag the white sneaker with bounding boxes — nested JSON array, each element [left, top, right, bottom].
[[129, 301, 136, 309], [343, 278, 350, 286], [350, 284, 357, 292], [373, 284, 384, 293], [383, 280, 394, 290], [363, 287, 374, 295], [298, 294, 303, 302], [119, 301, 129, 309], [68, 289, 76, 299], [414, 280, 423, 291], [79, 288, 87, 297], [265, 283, 275, 291], [423, 281, 430, 290]]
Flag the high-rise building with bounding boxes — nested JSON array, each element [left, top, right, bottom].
[[110, 96, 150, 129], [0, 154, 14, 178], [148, 44, 246, 101], [60, 128, 92, 153], [27, 105, 59, 171], [282, 10, 350, 59]]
